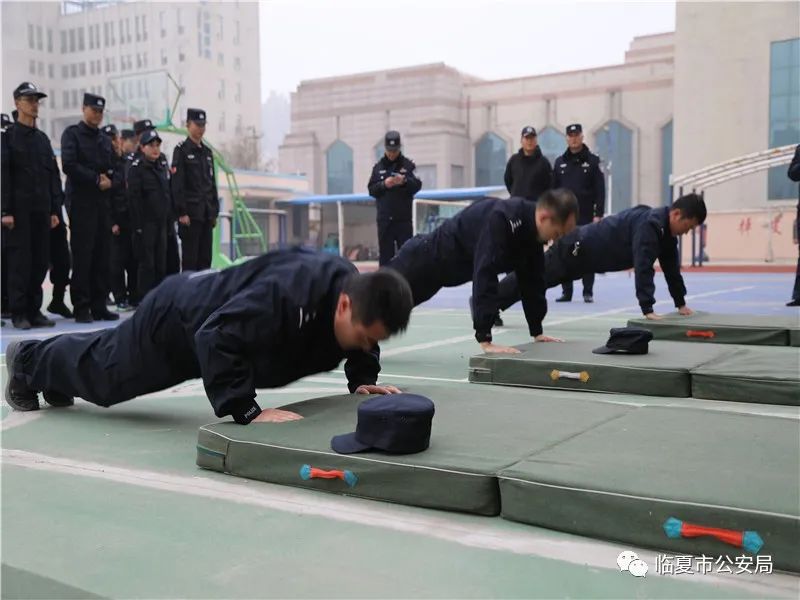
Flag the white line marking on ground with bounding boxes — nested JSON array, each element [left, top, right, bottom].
[[0, 410, 44, 431], [1, 449, 796, 597]]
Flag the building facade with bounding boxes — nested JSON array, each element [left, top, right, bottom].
[[1, 0, 261, 149]]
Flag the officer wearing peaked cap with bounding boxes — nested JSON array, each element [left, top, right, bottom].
[[3, 83, 64, 330], [171, 108, 219, 271], [60, 92, 117, 323]]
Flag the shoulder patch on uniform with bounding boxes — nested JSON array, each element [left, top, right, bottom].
[[132, 159, 140, 167]]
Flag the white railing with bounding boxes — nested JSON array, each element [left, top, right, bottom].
[[671, 145, 796, 190]]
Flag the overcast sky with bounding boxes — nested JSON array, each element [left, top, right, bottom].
[[259, 0, 676, 98]]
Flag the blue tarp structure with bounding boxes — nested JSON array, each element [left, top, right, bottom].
[[277, 186, 507, 206]]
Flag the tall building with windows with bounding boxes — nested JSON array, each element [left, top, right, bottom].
[[1, 0, 261, 149], [281, 2, 799, 213]]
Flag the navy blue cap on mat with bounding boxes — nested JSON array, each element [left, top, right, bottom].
[[593, 327, 653, 355], [331, 394, 435, 455]]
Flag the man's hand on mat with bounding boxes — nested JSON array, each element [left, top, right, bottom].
[[252, 408, 304, 423], [355, 384, 402, 395], [534, 334, 564, 343], [480, 342, 521, 354], [645, 312, 664, 320], [677, 306, 694, 316]]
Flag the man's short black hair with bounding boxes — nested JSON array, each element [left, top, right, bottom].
[[672, 193, 707, 224], [537, 188, 580, 224], [343, 269, 413, 335]]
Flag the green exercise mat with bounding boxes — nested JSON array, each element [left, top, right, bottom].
[[468, 341, 734, 397], [691, 346, 800, 406], [499, 406, 800, 573], [197, 386, 631, 515], [627, 311, 800, 346]]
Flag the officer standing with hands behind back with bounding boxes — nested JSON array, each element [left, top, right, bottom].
[[171, 108, 219, 271], [61, 93, 117, 323], [553, 123, 605, 303], [368, 130, 422, 265]]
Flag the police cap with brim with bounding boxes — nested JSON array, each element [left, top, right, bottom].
[[101, 124, 119, 137], [120, 128, 135, 140], [133, 119, 154, 135], [566, 123, 583, 135], [384, 130, 401, 151], [331, 394, 435, 455], [140, 129, 162, 146], [187, 108, 207, 124], [13, 82, 47, 100], [521, 125, 537, 137], [593, 327, 653, 355], [83, 93, 106, 110]]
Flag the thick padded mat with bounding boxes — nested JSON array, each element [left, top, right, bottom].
[[197, 387, 631, 515], [468, 341, 733, 397], [691, 346, 800, 406], [499, 406, 800, 573], [627, 311, 800, 346]]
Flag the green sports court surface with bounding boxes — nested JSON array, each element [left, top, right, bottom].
[[2, 271, 799, 599]]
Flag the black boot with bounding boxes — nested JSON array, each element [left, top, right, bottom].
[[555, 295, 572, 303], [29, 312, 56, 328], [4, 341, 39, 411], [74, 308, 94, 323], [47, 285, 74, 318], [11, 314, 32, 330], [91, 307, 119, 321]]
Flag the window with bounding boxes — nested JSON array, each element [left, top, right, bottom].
[[126, 18, 131, 43], [234, 20, 240, 45], [219, 111, 226, 132], [661, 120, 674, 206], [218, 79, 225, 100], [62, 65, 69, 78], [142, 14, 148, 40], [36, 25, 43, 50], [143, 52, 148, 68], [135, 15, 141, 41], [37, 61, 44, 76], [218, 53, 224, 66], [60, 31, 67, 53], [78, 27, 84, 51], [48, 64, 54, 78], [416, 165, 437, 189], [71, 89, 78, 107], [236, 115, 243, 135], [119, 20, 124, 44], [768, 37, 800, 200], [70, 64, 77, 77], [79, 62, 86, 76], [595, 120, 634, 213], [451, 165, 465, 188], [89, 25, 94, 49], [537, 127, 564, 167], [69, 28, 75, 52], [177, 8, 184, 34], [326, 140, 354, 194], [235, 82, 241, 103], [28, 24, 34, 49], [47, 28, 53, 52], [475, 132, 507, 186], [217, 15, 223, 40], [160, 11, 166, 37], [374, 141, 384, 162], [161, 48, 168, 66], [29, 59, 36, 75], [90, 61, 95, 75], [234, 57, 241, 71], [63, 90, 69, 107], [49, 92, 55, 109], [94, 25, 100, 48], [136, 53, 142, 68]]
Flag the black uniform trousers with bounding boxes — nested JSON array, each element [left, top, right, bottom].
[[15, 274, 201, 407], [388, 236, 472, 306], [561, 272, 595, 298], [137, 221, 167, 300], [180, 219, 213, 271], [69, 204, 111, 313], [111, 228, 138, 304], [49, 220, 71, 291], [166, 224, 180, 275], [5, 210, 50, 318], [792, 206, 800, 301], [377, 220, 413, 266]]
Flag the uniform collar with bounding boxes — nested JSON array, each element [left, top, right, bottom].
[[562, 144, 589, 161], [78, 121, 99, 135], [186, 136, 205, 150], [518, 146, 542, 160]]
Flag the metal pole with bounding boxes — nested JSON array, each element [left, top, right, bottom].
[[337, 201, 344, 257], [412, 199, 418, 236], [698, 190, 705, 267]]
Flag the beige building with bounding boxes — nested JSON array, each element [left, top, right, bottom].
[[1, 0, 261, 149], [280, 33, 676, 215]]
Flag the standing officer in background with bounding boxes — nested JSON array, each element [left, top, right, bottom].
[[171, 108, 219, 271], [128, 129, 171, 299], [787, 144, 800, 307], [132, 119, 154, 146], [368, 130, 422, 265], [61, 93, 118, 323], [504, 126, 552, 202], [104, 125, 135, 310], [2, 83, 62, 330], [2, 112, 12, 322], [47, 175, 73, 319], [553, 123, 605, 303]]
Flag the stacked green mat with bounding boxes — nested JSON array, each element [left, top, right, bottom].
[[627, 311, 800, 347], [197, 389, 800, 573], [468, 340, 733, 397]]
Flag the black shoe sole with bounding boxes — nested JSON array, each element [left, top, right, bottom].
[[47, 305, 74, 319], [555, 298, 572, 303], [43, 390, 74, 408], [4, 341, 39, 411]]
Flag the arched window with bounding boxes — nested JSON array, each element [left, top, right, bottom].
[[537, 127, 563, 167], [475, 132, 507, 186], [326, 140, 353, 195], [661, 120, 673, 206], [595, 121, 633, 213]]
